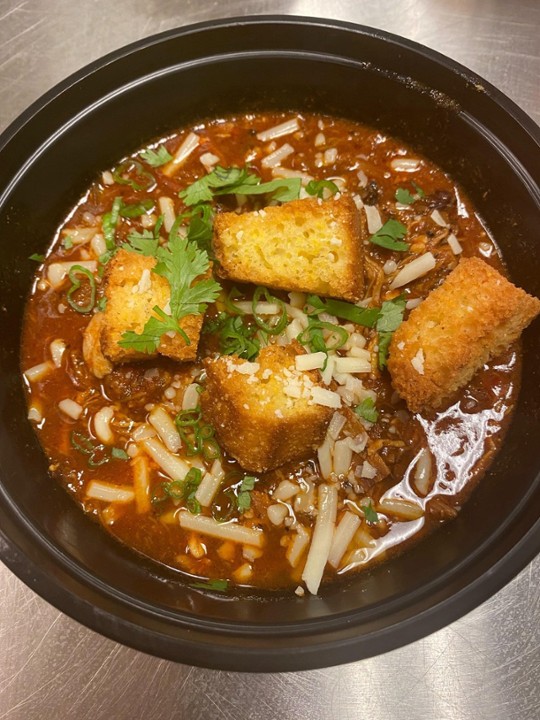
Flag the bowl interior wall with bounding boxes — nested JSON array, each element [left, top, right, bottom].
[[0, 31, 539, 632]]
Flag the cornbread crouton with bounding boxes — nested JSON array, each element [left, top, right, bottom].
[[201, 343, 334, 472], [388, 257, 540, 412], [213, 196, 364, 301], [83, 249, 205, 372], [82, 313, 112, 379]]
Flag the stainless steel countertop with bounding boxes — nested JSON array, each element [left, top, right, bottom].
[[0, 1, 538, 718]]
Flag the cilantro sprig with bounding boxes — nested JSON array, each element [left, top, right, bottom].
[[376, 295, 406, 369], [179, 166, 301, 207], [236, 476, 257, 513], [305, 179, 339, 199], [140, 144, 173, 167], [119, 235, 221, 353], [370, 219, 409, 251]]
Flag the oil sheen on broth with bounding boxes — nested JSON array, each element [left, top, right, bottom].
[[21, 112, 521, 594]]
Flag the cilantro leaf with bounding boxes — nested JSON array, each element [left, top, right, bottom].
[[29, 253, 45, 262], [227, 177, 302, 202], [376, 296, 406, 332], [305, 179, 339, 199], [376, 295, 406, 369], [370, 219, 409, 251], [140, 145, 173, 167], [236, 475, 257, 513], [362, 501, 379, 524], [377, 331, 393, 370], [96, 296, 107, 312], [119, 237, 221, 353], [395, 188, 415, 205], [62, 235, 74, 250], [122, 230, 159, 257], [102, 196, 124, 250], [354, 397, 379, 423]]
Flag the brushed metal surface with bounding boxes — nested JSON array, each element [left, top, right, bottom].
[[0, 1, 538, 718]]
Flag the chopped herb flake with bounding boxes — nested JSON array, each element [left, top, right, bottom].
[[354, 397, 379, 423], [29, 253, 45, 262], [111, 447, 129, 460], [363, 501, 379, 524]]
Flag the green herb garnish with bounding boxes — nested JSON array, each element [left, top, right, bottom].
[[305, 179, 339, 199], [395, 183, 425, 205], [354, 397, 379, 423], [62, 236, 74, 250], [395, 188, 415, 205], [153, 467, 203, 514], [66, 264, 96, 314], [251, 286, 288, 336], [111, 447, 129, 461], [376, 295, 406, 369], [174, 407, 221, 461], [29, 253, 45, 262], [120, 200, 154, 218], [305, 294, 380, 328], [70, 431, 114, 467], [96, 297, 107, 312], [216, 315, 261, 361], [236, 475, 257, 513], [119, 236, 221, 353], [140, 145, 173, 167], [297, 318, 349, 355], [179, 166, 301, 206], [191, 578, 229, 592], [369, 219, 408, 251], [102, 196, 124, 251], [112, 159, 155, 191], [363, 501, 379, 524]]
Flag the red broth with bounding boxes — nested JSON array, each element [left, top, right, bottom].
[[21, 112, 518, 594]]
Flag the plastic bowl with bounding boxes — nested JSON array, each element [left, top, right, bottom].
[[0, 16, 539, 672]]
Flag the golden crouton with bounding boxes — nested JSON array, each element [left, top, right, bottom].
[[213, 195, 364, 301], [388, 257, 540, 412], [82, 313, 112, 379], [201, 343, 334, 472], [83, 249, 205, 372]]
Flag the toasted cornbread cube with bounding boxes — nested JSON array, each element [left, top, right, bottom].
[[82, 313, 113, 379], [201, 343, 334, 472], [213, 196, 364, 301], [84, 249, 205, 370], [388, 257, 540, 412]]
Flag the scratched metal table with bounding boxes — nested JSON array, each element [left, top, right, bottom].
[[0, 1, 538, 718]]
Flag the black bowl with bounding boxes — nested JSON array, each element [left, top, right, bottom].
[[0, 16, 539, 672]]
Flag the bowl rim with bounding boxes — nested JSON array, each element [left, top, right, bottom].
[[0, 14, 539, 672]]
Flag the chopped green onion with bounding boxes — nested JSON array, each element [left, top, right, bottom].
[[111, 447, 129, 460], [102, 196, 124, 250], [112, 160, 155, 191], [120, 200, 154, 218], [66, 264, 96, 313], [251, 286, 288, 335], [305, 294, 380, 328]]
